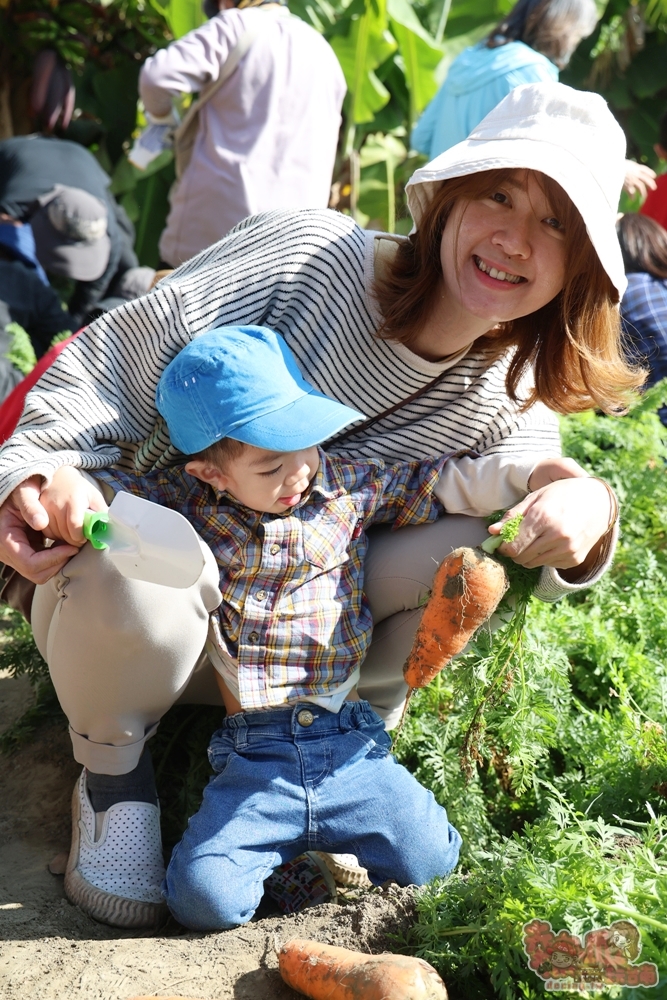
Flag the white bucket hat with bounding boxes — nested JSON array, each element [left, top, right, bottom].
[[406, 82, 627, 299]]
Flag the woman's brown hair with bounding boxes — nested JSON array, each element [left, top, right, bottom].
[[616, 213, 667, 280], [374, 169, 645, 415]]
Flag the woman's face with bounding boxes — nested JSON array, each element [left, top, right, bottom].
[[439, 170, 567, 336]]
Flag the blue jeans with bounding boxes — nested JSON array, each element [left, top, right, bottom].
[[164, 701, 461, 930]]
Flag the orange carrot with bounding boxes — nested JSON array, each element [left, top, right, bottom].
[[278, 939, 448, 999], [403, 546, 508, 689]]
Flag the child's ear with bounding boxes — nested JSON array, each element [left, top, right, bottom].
[[184, 460, 228, 490]]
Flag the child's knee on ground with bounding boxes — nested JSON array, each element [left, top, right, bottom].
[[164, 845, 265, 931]]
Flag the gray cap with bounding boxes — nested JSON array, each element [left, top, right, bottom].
[[30, 184, 111, 281]]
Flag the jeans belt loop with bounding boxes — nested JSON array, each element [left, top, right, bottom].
[[234, 717, 249, 749]]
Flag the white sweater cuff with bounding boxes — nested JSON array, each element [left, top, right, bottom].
[[533, 518, 619, 603]]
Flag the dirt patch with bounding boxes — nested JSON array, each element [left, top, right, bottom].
[[0, 678, 417, 1000]]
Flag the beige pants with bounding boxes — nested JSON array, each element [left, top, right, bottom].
[[32, 512, 487, 774]]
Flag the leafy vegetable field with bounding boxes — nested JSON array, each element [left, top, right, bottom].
[[395, 384, 667, 998], [1, 385, 666, 997]]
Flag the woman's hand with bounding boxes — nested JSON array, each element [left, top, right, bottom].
[[39, 466, 108, 547], [623, 160, 657, 200], [0, 476, 80, 585], [487, 477, 614, 572]]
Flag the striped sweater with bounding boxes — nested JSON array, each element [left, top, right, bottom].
[[0, 209, 607, 600]]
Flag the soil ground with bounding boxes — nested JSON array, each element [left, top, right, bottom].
[[0, 671, 417, 1000]]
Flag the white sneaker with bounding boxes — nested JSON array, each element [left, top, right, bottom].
[[315, 852, 372, 888], [64, 769, 167, 928]]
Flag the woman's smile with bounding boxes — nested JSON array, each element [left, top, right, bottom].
[[472, 254, 526, 286]]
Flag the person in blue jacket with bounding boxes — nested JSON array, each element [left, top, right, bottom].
[[412, 0, 597, 160]]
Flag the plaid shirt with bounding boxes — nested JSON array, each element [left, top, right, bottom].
[[96, 449, 445, 710], [621, 272, 667, 425]]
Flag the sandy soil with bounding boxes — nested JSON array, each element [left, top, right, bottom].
[[0, 672, 418, 1000]]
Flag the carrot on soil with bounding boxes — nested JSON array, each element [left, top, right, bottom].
[[403, 546, 509, 690], [278, 938, 448, 999]]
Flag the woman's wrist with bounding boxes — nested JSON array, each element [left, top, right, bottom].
[[557, 476, 618, 581], [558, 534, 605, 581]]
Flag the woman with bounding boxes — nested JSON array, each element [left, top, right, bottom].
[[412, 0, 598, 160], [617, 212, 667, 425], [0, 82, 642, 929]]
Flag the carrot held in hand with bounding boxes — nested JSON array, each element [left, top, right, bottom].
[[403, 515, 524, 690], [403, 545, 510, 690], [278, 938, 448, 999]]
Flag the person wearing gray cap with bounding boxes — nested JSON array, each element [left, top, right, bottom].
[[0, 135, 154, 327]]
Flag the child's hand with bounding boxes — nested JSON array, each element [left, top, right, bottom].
[[39, 466, 108, 548], [527, 457, 588, 492]]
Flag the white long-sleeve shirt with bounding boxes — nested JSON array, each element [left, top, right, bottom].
[[140, 6, 346, 265]]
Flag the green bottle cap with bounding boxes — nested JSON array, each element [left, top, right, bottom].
[[83, 509, 110, 550]]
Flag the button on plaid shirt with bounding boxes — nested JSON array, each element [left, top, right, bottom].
[[96, 449, 445, 710]]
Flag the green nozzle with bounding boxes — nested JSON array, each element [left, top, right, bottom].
[[83, 509, 110, 550]]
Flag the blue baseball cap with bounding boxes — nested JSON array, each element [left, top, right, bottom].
[[156, 325, 366, 454]]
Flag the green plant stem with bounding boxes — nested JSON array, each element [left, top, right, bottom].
[[588, 902, 667, 933], [431, 925, 482, 936], [386, 151, 395, 233], [435, 0, 453, 43]]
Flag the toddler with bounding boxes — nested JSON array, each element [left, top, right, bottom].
[[52, 324, 583, 930]]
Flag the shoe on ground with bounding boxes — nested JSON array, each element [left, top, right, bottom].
[[315, 851, 372, 888], [64, 769, 168, 929], [264, 851, 337, 914]]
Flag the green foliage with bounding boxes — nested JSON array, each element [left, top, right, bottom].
[[0, 607, 62, 755], [388, 0, 444, 123], [0, 608, 47, 687], [3, 322, 37, 376], [481, 512, 524, 552], [406, 806, 667, 1000], [499, 514, 524, 545], [150, 0, 205, 38], [110, 148, 176, 267], [330, 0, 398, 125], [0, 0, 170, 76], [398, 384, 667, 996], [1, 323, 73, 378], [562, 1, 667, 166]]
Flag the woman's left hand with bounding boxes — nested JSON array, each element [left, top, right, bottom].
[[487, 477, 614, 572]]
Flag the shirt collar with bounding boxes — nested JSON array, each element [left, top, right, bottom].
[[297, 448, 346, 505]]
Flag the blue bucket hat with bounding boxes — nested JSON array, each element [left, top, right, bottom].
[[156, 325, 366, 454]]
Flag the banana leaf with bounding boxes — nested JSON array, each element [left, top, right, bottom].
[[330, 0, 398, 124], [387, 0, 443, 122], [150, 0, 205, 39]]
